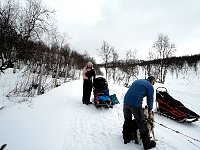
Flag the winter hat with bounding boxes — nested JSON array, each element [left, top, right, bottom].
[[148, 76, 155, 82]]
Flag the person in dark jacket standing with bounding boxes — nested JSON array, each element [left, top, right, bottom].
[[82, 62, 96, 105], [123, 76, 156, 150]]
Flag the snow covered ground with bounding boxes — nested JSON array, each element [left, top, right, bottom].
[[0, 68, 200, 150]]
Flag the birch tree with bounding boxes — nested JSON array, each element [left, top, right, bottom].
[[149, 33, 176, 83]]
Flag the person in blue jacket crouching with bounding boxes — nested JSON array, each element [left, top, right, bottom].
[[123, 76, 156, 150]]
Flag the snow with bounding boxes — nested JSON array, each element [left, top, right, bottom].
[[0, 68, 200, 150]]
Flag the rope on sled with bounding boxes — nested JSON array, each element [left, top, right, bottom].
[[153, 120, 200, 143], [188, 140, 200, 149]]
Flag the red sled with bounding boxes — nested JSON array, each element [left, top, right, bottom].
[[156, 87, 200, 123]]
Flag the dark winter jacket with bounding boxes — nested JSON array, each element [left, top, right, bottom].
[[82, 67, 95, 81], [124, 79, 154, 110], [85, 69, 95, 80]]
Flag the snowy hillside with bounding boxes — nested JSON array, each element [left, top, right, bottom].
[[0, 69, 200, 150]]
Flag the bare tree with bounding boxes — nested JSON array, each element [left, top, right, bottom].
[[0, 0, 20, 73], [149, 33, 176, 83], [18, 0, 55, 41], [123, 49, 139, 86], [111, 49, 118, 83], [98, 41, 113, 79]]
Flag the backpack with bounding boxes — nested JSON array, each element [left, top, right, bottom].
[[110, 94, 119, 105]]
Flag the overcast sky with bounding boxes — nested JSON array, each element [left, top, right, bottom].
[[43, 0, 200, 61]]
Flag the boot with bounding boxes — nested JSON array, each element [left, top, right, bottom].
[[122, 131, 133, 144], [141, 132, 156, 150], [149, 140, 156, 148], [133, 129, 139, 144]]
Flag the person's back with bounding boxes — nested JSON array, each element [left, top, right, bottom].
[[124, 79, 154, 110]]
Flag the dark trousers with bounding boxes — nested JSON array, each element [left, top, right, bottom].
[[123, 105, 156, 149], [82, 79, 92, 104], [123, 104, 149, 138]]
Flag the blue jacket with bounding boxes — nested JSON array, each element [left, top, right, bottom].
[[124, 79, 154, 110]]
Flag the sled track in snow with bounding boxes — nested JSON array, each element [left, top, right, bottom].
[[63, 104, 123, 150]]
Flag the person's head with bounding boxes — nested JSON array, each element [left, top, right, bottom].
[[148, 76, 156, 85], [86, 61, 93, 68]]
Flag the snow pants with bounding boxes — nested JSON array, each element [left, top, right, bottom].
[[123, 104, 148, 135], [82, 79, 93, 104], [123, 104, 154, 149]]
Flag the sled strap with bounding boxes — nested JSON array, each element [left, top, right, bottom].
[[154, 120, 200, 143], [157, 98, 187, 118]]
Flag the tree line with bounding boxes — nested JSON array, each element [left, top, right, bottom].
[[98, 34, 200, 86], [0, 0, 100, 74], [1, 0, 199, 101], [0, 0, 101, 102]]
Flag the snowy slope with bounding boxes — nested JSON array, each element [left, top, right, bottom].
[[0, 70, 200, 150]]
